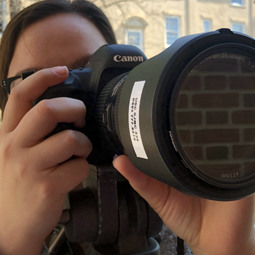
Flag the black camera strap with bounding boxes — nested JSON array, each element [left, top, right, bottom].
[[41, 228, 185, 255], [177, 237, 185, 255]]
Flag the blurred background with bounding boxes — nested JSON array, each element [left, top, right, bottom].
[[1, 0, 254, 58], [0, 1, 254, 254]]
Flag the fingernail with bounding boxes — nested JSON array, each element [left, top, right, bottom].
[[53, 66, 68, 76], [113, 154, 119, 160]]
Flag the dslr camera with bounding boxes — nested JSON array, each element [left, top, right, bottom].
[[38, 28, 255, 201]]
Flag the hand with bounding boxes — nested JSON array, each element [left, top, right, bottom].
[[113, 155, 255, 255], [0, 67, 92, 255]]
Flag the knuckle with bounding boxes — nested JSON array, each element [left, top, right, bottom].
[[62, 130, 92, 156], [36, 99, 56, 118], [63, 129, 79, 147]]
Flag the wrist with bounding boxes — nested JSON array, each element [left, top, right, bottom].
[[0, 231, 43, 255], [191, 240, 255, 255], [0, 243, 42, 255]]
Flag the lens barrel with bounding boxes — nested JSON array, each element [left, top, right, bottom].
[[107, 29, 255, 200]]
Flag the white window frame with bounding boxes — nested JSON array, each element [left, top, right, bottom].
[[165, 16, 180, 47], [125, 17, 146, 51], [203, 19, 212, 32], [126, 28, 144, 51], [232, 22, 245, 33], [231, 0, 244, 7]]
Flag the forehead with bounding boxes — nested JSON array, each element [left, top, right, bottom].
[[8, 13, 107, 76]]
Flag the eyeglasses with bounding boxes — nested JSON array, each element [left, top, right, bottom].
[[1, 70, 34, 94]]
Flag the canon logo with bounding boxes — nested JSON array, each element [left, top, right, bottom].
[[113, 55, 144, 63]]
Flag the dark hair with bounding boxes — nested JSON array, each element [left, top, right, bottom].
[[0, 0, 117, 115]]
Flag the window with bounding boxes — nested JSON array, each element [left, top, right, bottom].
[[203, 19, 212, 32], [126, 29, 143, 51], [231, 0, 244, 6], [125, 17, 146, 51], [165, 16, 180, 47], [232, 22, 245, 33]]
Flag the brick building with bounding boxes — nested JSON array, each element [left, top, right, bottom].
[[1, 0, 254, 57]]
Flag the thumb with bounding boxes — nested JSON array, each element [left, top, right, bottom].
[[113, 155, 170, 211]]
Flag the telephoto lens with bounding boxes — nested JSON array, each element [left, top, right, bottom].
[[102, 28, 255, 201]]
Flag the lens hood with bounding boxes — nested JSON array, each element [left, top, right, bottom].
[[117, 29, 255, 200]]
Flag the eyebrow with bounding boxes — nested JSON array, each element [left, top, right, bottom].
[[13, 55, 91, 76]]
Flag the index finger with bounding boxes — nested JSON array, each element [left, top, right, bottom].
[[2, 66, 69, 132]]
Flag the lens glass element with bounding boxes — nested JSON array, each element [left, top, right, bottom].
[[173, 48, 255, 185]]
